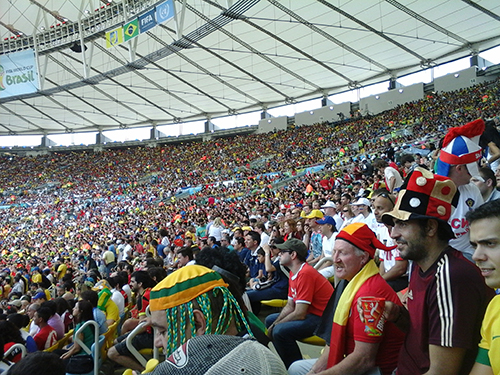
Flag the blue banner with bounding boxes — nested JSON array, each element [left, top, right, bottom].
[[0, 49, 39, 99], [156, 0, 175, 24], [139, 9, 157, 34]]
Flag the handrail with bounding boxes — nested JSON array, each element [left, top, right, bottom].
[[314, 256, 333, 270], [73, 320, 100, 375], [125, 307, 159, 368], [4, 343, 27, 360], [125, 321, 148, 368]]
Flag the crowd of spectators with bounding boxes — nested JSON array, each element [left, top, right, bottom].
[[0, 78, 499, 374]]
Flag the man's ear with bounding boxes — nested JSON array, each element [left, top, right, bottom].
[[192, 309, 207, 336], [426, 219, 439, 237], [486, 178, 493, 188]]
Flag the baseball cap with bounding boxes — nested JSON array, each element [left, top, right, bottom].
[[305, 209, 324, 219], [382, 167, 456, 239], [320, 201, 336, 209], [351, 197, 370, 206], [152, 335, 287, 375], [316, 216, 336, 227], [8, 299, 22, 308], [275, 238, 308, 259], [33, 291, 46, 300]]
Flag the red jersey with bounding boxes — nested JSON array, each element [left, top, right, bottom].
[[344, 275, 405, 375], [288, 262, 333, 317], [34, 325, 58, 350]]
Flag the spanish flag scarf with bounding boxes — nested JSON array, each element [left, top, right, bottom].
[[327, 260, 379, 367]]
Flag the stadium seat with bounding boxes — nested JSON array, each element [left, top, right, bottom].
[[65, 321, 102, 375], [101, 320, 119, 361], [44, 329, 74, 353]]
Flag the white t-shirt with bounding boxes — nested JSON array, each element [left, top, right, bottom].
[[448, 183, 484, 256], [375, 223, 402, 273], [332, 214, 344, 232], [259, 232, 270, 248], [319, 233, 337, 279], [321, 233, 337, 258], [122, 284, 132, 304], [111, 289, 125, 316], [384, 167, 403, 192]]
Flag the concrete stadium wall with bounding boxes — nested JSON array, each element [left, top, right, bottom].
[[294, 102, 352, 126], [258, 116, 288, 133], [359, 83, 424, 116], [434, 67, 493, 93]]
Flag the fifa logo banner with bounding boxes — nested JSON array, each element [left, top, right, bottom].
[[0, 49, 39, 99]]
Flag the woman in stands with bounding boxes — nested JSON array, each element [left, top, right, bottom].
[[295, 218, 307, 243], [208, 217, 225, 242], [282, 219, 301, 241], [59, 300, 95, 363]]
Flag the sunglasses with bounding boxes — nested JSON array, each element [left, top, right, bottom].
[[378, 192, 395, 206], [342, 209, 349, 213], [279, 249, 293, 254]]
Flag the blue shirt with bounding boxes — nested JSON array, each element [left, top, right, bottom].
[[93, 307, 108, 335]]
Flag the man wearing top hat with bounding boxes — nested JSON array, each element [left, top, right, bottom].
[[381, 167, 493, 375]]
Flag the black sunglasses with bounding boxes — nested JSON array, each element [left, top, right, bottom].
[[378, 192, 395, 206]]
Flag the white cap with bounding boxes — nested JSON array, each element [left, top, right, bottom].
[[351, 197, 371, 206], [320, 201, 336, 209]]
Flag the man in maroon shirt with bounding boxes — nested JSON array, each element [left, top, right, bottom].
[[381, 167, 492, 375]]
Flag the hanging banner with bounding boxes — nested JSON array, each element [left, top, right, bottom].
[[106, 27, 124, 48], [156, 0, 175, 24], [139, 9, 157, 34], [0, 49, 39, 99], [123, 19, 139, 41]]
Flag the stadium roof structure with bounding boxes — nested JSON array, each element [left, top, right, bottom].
[[0, 0, 499, 136]]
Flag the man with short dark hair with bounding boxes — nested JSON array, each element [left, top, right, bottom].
[[176, 247, 195, 268], [244, 231, 264, 279], [373, 159, 403, 194], [381, 167, 492, 375], [33, 307, 58, 350], [266, 238, 333, 368], [108, 270, 155, 371], [468, 200, 500, 374], [471, 167, 500, 202]]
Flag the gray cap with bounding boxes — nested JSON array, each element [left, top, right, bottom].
[[275, 238, 308, 259], [151, 335, 287, 375]]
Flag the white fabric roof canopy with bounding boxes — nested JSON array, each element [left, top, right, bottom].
[[0, 0, 499, 135]]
